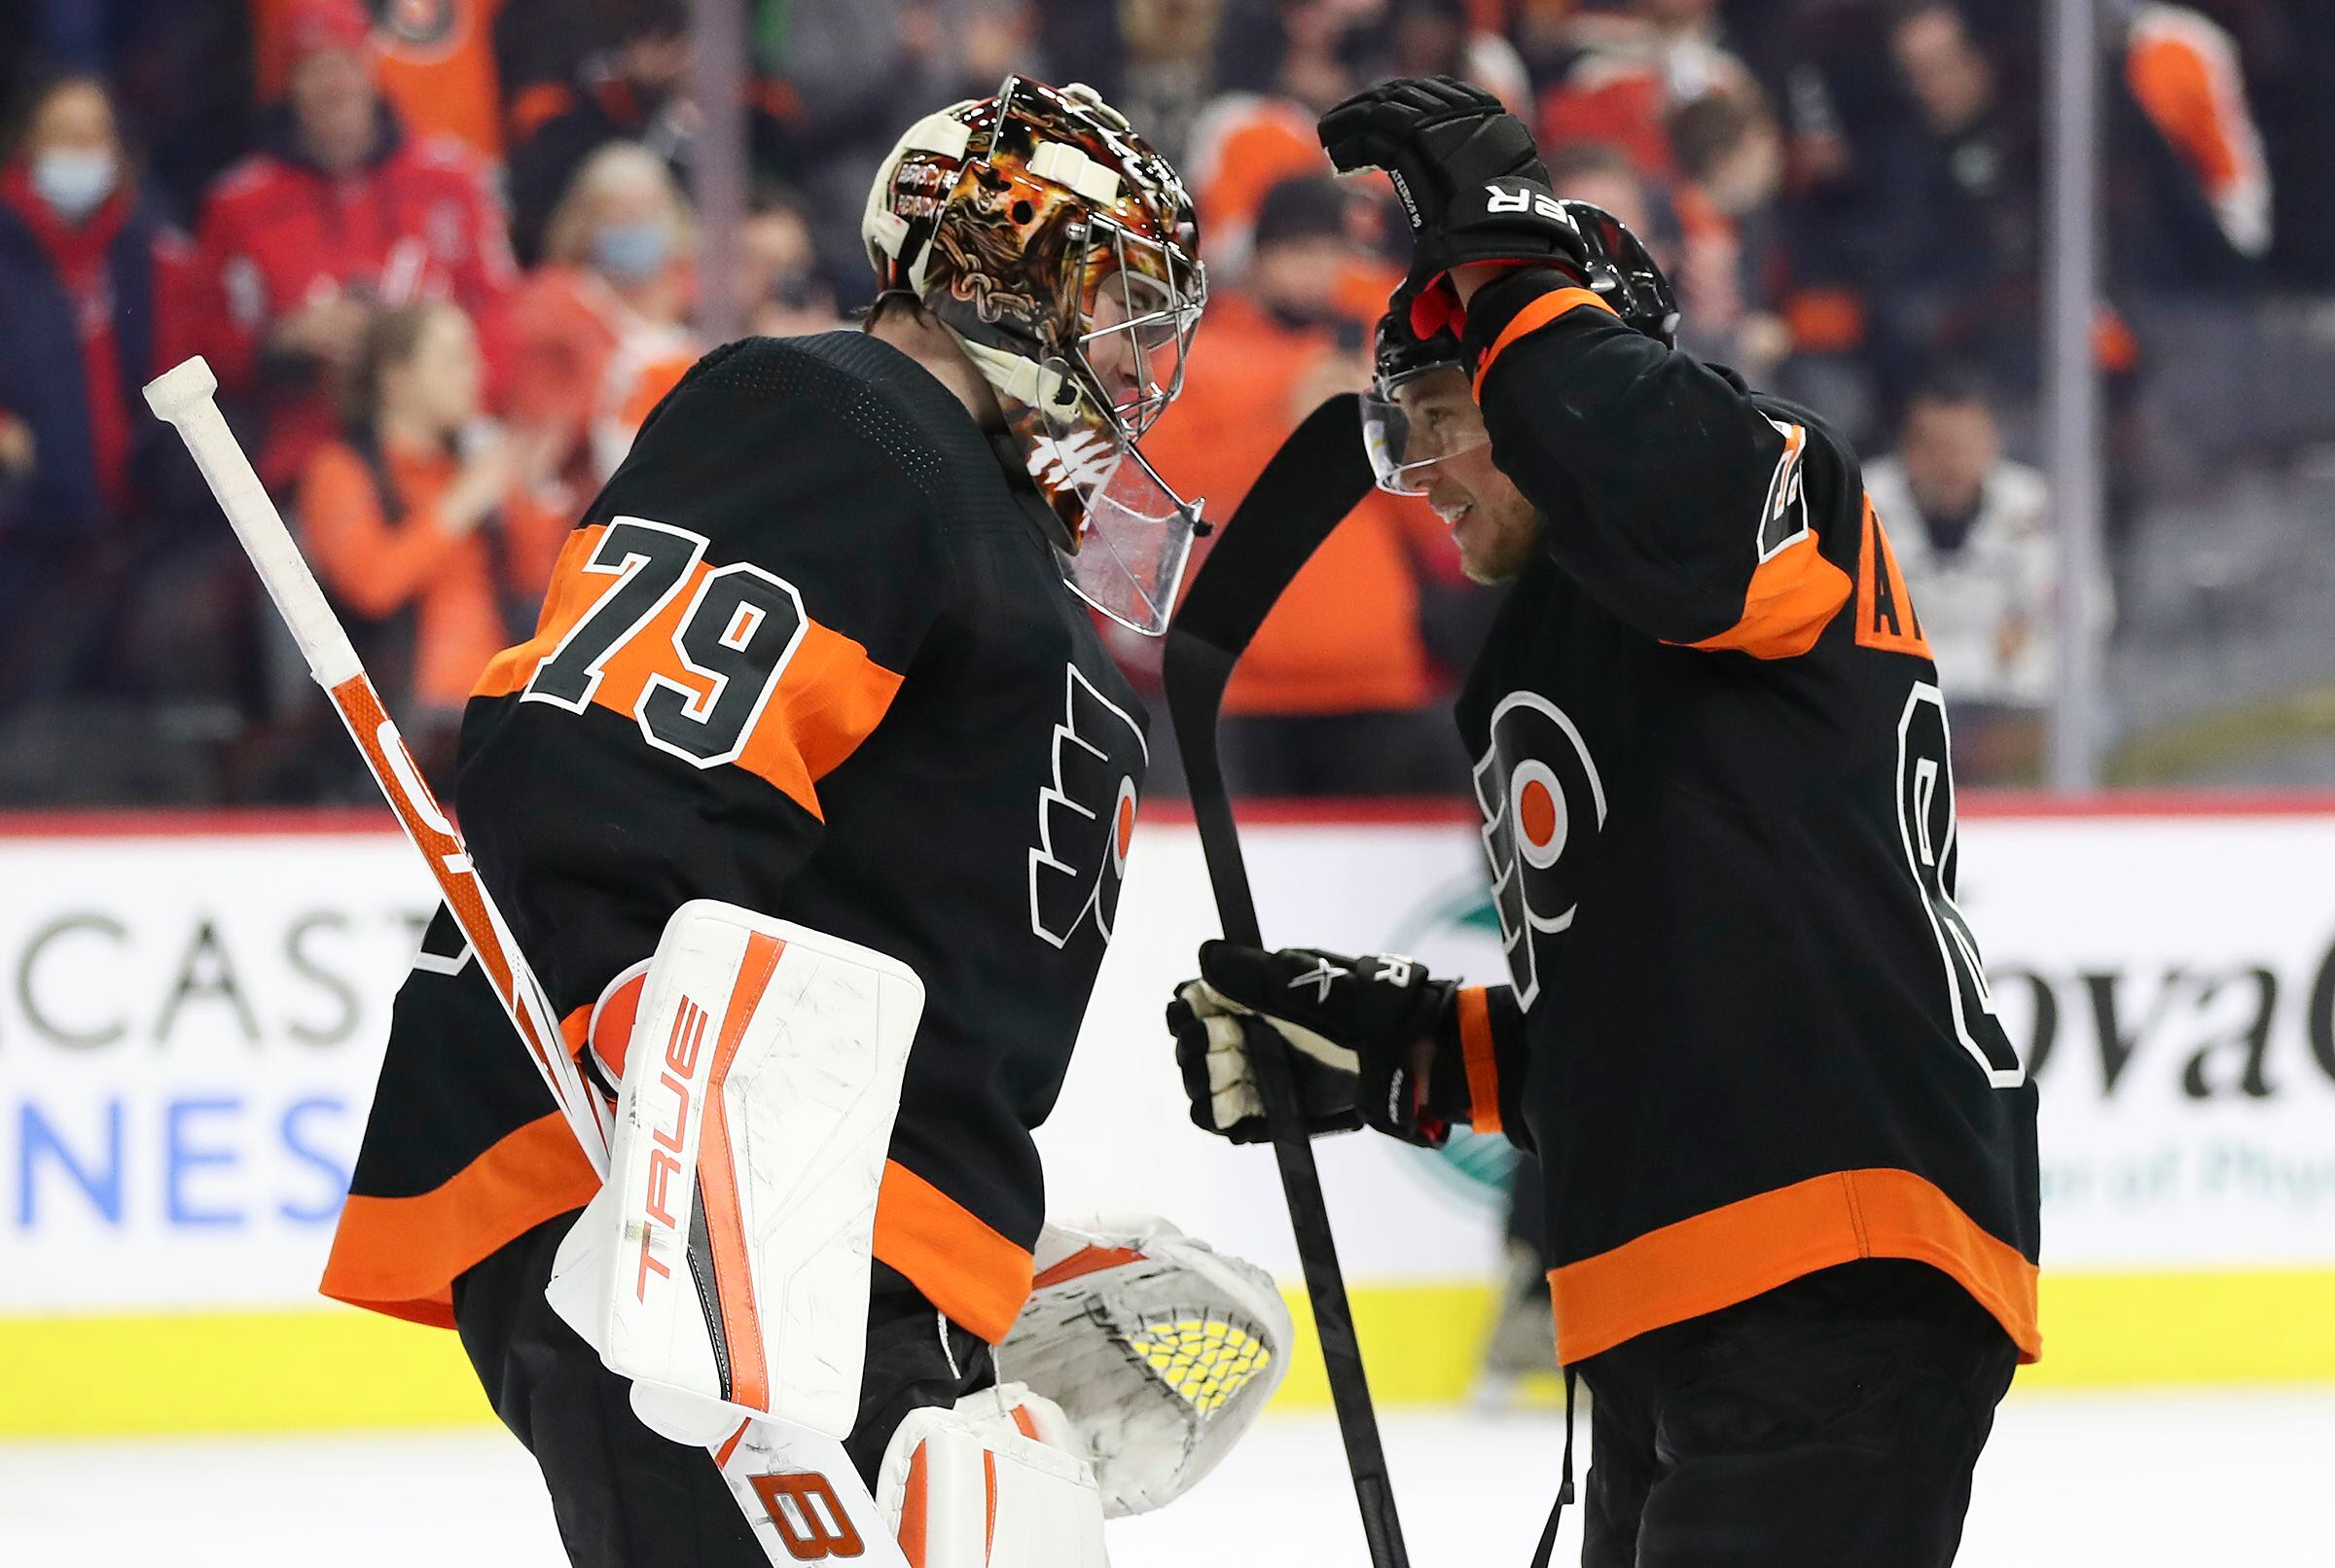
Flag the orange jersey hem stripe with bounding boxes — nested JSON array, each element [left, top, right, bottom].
[[875, 1163, 1035, 1346], [319, 1111, 602, 1328], [1548, 1166, 2040, 1368], [1455, 986, 1502, 1136], [1471, 287, 1619, 401]]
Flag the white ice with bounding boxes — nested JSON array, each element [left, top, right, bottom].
[[4, 1390, 2329, 1566]]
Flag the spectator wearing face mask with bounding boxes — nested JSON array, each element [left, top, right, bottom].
[[0, 71, 207, 712], [297, 300, 568, 788], [506, 141, 698, 491], [1141, 174, 1469, 798], [193, 0, 518, 493]]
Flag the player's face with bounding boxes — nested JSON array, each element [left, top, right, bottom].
[[1396, 371, 1541, 585]]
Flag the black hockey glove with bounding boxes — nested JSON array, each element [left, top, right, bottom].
[[1168, 941, 1456, 1148], [1317, 77, 1590, 336]]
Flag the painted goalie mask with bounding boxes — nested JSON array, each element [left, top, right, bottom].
[[864, 77, 1207, 635]]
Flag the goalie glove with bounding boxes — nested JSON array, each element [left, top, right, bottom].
[[1168, 941, 1458, 1148]]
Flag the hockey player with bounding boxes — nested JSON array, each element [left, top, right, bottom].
[[318, 78, 1258, 1565], [1170, 79, 2040, 1566]]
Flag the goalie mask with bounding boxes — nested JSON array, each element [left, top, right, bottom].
[[864, 77, 1207, 635]]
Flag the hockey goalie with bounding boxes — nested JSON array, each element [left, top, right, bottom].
[[316, 78, 1289, 1566]]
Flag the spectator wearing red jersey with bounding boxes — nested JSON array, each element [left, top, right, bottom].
[[195, 0, 518, 491], [0, 72, 209, 712], [1142, 175, 1469, 798], [506, 141, 698, 493], [297, 300, 566, 787]]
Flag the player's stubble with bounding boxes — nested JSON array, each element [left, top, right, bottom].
[[1401, 368, 1544, 585]]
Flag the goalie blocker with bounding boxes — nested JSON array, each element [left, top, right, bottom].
[[457, 901, 1286, 1566]]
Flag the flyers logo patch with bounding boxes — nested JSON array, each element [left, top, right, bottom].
[[1030, 664, 1148, 948], [1471, 691, 1606, 1009]]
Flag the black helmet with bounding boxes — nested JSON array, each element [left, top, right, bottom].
[[1563, 199, 1680, 349]]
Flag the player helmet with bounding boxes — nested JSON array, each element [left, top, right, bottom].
[[1361, 294, 1474, 496], [1361, 198, 1680, 495], [1563, 199, 1681, 349], [864, 77, 1206, 635]]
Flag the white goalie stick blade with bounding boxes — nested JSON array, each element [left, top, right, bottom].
[[1001, 1215, 1294, 1515], [557, 901, 924, 1442]]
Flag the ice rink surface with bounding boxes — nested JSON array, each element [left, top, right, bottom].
[[5, 1388, 2330, 1567]]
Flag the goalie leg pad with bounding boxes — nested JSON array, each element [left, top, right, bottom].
[[876, 1385, 1107, 1568], [547, 900, 926, 1444]]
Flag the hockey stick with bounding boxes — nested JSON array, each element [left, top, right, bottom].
[[1162, 390, 1411, 1568], [143, 358, 612, 1177], [144, 357, 909, 1568]]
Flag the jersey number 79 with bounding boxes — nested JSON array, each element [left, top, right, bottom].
[[1895, 683, 2025, 1088], [522, 517, 808, 768]]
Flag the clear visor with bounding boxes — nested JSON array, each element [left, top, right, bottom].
[[1073, 224, 1203, 440], [1040, 356, 1204, 636], [1361, 386, 1491, 496]]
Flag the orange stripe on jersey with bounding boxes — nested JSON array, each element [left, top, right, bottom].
[[474, 523, 908, 818], [1471, 287, 1619, 402], [1455, 986, 1503, 1136], [320, 1111, 601, 1329], [696, 931, 786, 1410], [1679, 530, 1850, 659], [1853, 494, 1934, 659], [875, 1162, 1036, 1345], [1547, 1166, 2040, 1368]]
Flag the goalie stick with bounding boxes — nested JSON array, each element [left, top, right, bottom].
[[1163, 391, 1412, 1568], [143, 356, 910, 1568]]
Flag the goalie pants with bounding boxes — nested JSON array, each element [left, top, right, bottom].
[[1575, 1259, 2018, 1568], [452, 1209, 995, 1568]]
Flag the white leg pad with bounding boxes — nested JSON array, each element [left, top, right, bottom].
[[876, 1385, 1108, 1568]]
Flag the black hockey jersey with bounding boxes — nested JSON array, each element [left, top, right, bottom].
[[323, 333, 1149, 1344], [1435, 274, 2041, 1368]]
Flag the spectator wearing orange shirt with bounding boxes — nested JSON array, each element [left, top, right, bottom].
[[195, 0, 519, 491], [250, 0, 512, 164], [506, 141, 698, 492], [1143, 175, 1468, 798], [297, 300, 566, 786]]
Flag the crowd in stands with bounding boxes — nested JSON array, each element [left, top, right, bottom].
[[0, 0, 2326, 804]]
